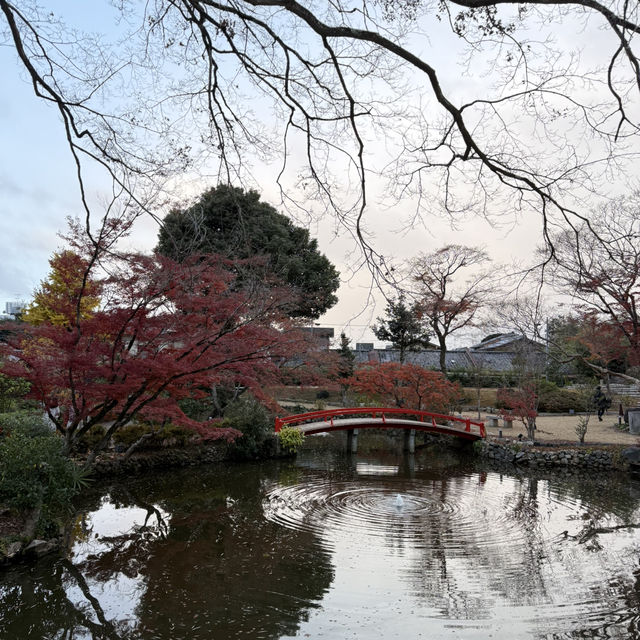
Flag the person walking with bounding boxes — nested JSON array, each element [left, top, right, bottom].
[[592, 386, 611, 421]]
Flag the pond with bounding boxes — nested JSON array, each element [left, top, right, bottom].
[[2, 438, 640, 639]]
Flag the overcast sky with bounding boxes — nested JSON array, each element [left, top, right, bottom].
[[0, 1, 635, 347]]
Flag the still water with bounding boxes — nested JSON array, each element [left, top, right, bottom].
[[3, 439, 640, 639]]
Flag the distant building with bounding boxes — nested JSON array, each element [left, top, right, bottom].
[[300, 326, 335, 350], [4, 301, 25, 317], [347, 332, 546, 376], [470, 332, 543, 353]]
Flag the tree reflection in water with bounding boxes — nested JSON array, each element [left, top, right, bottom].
[[0, 462, 334, 639]]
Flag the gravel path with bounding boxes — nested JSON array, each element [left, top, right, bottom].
[[471, 412, 637, 445]]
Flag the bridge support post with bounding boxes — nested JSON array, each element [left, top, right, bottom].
[[403, 429, 415, 453], [347, 429, 358, 454]]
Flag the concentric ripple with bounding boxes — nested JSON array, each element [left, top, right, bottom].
[[263, 475, 527, 557]]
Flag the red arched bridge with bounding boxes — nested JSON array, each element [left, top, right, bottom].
[[275, 407, 486, 444]]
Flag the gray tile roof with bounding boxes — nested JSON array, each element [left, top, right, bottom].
[[352, 347, 544, 373]]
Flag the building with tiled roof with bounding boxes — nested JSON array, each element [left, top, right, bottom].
[[351, 333, 546, 377]]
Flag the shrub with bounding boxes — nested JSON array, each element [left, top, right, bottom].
[[179, 396, 216, 421], [0, 414, 86, 535], [0, 410, 53, 438], [496, 381, 587, 414], [316, 389, 330, 400], [112, 421, 195, 451], [447, 369, 519, 388], [278, 426, 304, 455], [537, 380, 585, 413], [281, 404, 309, 414], [159, 423, 194, 446], [0, 374, 30, 413], [575, 416, 589, 443], [112, 422, 150, 448], [76, 425, 106, 453], [224, 394, 276, 460]]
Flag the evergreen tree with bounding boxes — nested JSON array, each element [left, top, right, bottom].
[[336, 333, 355, 406], [373, 295, 431, 364], [157, 185, 339, 319]]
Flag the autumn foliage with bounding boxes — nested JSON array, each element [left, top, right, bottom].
[[497, 385, 538, 441], [22, 250, 101, 326], [547, 202, 640, 380], [576, 312, 638, 371], [348, 362, 459, 413], [1, 219, 307, 463]]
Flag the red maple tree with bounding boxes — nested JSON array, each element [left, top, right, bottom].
[[348, 362, 459, 413], [548, 200, 640, 382], [411, 245, 494, 374], [498, 385, 538, 441], [1, 219, 306, 464]]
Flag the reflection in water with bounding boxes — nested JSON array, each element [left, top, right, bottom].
[[2, 443, 640, 639], [0, 464, 334, 639]]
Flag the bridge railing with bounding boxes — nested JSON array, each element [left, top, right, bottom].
[[275, 407, 485, 438]]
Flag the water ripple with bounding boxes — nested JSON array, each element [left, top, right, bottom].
[[263, 476, 525, 558]]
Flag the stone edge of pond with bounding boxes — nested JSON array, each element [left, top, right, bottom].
[[88, 440, 231, 476], [0, 503, 63, 570], [477, 438, 640, 473]]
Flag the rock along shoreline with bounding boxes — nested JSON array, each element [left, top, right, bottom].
[[476, 438, 640, 473]]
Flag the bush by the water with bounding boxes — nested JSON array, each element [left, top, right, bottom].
[[0, 412, 86, 536], [75, 424, 106, 453], [223, 395, 278, 460], [278, 426, 304, 455]]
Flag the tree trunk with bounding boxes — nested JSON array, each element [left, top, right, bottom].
[[211, 384, 222, 416], [86, 422, 120, 467], [438, 335, 447, 374], [604, 372, 612, 396], [123, 432, 155, 460]]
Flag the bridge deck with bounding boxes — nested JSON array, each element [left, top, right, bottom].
[[297, 417, 483, 440], [276, 408, 485, 441]]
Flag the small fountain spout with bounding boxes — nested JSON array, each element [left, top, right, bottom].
[[395, 494, 404, 508]]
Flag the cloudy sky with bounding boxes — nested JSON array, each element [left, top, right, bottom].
[[0, 1, 635, 346]]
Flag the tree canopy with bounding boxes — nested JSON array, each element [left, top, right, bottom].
[[372, 294, 432, 363], [348, 362, 459, 413], [412, 245, 493, 373], [22, 250, 100, 326], [1, 217, 307, 464], [2, 1, 638, 276], [543, 195, 640, 382], [156, 185, 340, 319]]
